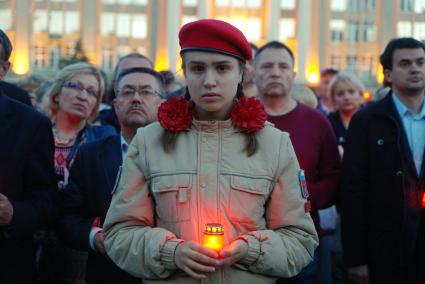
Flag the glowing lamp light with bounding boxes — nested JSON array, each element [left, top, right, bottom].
[[421, 192, 425, 208], [307, 72, 320, 85], [363, 91, 372, 102], [203, 223, 224, 252]]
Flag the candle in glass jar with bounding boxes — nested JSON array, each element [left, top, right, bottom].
[[203, 223, 224, 252]]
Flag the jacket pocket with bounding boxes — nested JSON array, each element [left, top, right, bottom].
[[228, 175, 271, 228], [151, 174, 192, 223]]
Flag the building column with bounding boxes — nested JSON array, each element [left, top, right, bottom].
[[167, 0, 181, 72], [198, 0, 209, 18], [81, 0, 97, 65], [13, 0, 30, 75], [266, 0, 280, 41], [295, 0, 312, 84]]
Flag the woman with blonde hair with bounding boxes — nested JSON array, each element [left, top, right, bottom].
[[103, 19, 317, 283], [39, 62, 115, 283], [44, 62, 115, 187], [328, 71, 364, 152]]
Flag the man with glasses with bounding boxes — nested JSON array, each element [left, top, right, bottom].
[[0, 29, 32, 106], [57, 67, 164, 283]]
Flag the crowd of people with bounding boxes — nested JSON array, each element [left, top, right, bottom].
[[0, 18, 424, 284]]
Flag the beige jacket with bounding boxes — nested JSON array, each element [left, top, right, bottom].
[[103, 120, 318, 283]]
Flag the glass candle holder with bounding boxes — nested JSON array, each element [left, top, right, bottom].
[[203, 223, 224, 252]]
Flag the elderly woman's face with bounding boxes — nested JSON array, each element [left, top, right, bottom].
[[57, 73, 99, 121], [184, 51, 242, 120]]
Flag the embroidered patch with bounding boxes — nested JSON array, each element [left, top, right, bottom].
[[298, 169, 309, 199], [111, 165, 123, 195]]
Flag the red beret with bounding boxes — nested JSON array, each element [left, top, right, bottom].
[[179, 19, 252, 61]]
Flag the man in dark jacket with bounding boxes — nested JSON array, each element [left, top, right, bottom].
[[57, 67, 164, 283], [341, 37, 425, 284], [0, 92, 57, 283]]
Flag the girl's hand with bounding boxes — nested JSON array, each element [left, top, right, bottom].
[[174, 241, 219, 279], [216, 239, 248, 268]]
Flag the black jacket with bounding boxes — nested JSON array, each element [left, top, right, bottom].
[[341, 92, 425, 283], [0, 81, 32, 106], [0, 93, 57, 283], [58, 135, 140, 283]]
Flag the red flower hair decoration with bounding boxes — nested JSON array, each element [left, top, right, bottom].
[[231, 96, 267, 133], [157, 96, 267, 133], [157, 97, 193, 132]]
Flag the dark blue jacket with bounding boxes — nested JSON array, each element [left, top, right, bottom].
[[58, 135, 139, 283]]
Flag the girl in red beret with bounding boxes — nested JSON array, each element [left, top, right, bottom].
[[103, 19, 318, 283]]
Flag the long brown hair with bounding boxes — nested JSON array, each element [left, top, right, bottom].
[[161, 81, 259, 157]]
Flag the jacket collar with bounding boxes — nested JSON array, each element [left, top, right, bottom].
[[374, 91, 422, 179]]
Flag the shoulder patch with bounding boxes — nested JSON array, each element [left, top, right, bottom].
[[298, 169, 309, 199]]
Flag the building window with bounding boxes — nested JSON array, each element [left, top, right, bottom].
[[415, 0, 425, 13], [330, 55, 343, 69], [49, 11, 64, 35], [232, 0, 245, 7], [116, 13, 130, 37], [101, 13, 115, 36], [348, 21, 359, 42], [34, 10, 48, 33], [117, 0, 131, 4], [331, 0, 346, 11], [133, 0, 148, 5], [246, 18, 261, 41], [131, 14, 147, 39], [0, 10, 12, 31], [247, 0, 261, 8], [358, 56, 373, 72], [183, 0, 198, 7], [65, 11, 79, 34], [397, 21, 412, 37], [49, 46, 61, 69], [414, 22, 425, 40], [101, 47, 113, 71], [280, 0, 295, 9], [216, 0, 230, 7], [349, 0, 359, 11], [365, 0, 375, 10], [400, 0, 413, 12], [330, 20, 345, 42], [346, 56, 357, 71], [34, 46, 48, 68], [279, 18, 295, 41], [182, 16, 198, 26], [364, 22, 376, 42]]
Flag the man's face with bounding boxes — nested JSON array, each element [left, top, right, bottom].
[[114, 72, 163, 128], [385, 48, 425, 95], [254, 48, 295, 98], [315, 73, 335, 99]]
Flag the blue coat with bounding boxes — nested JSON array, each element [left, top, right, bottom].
[[58, 135, 139, 283]]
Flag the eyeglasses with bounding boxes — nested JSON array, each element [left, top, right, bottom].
[[63, 81, 99, 98], [117, 85, 162, 99]]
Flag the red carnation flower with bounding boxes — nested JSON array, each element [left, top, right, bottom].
[[231, 96, 267, 133], [157, 97, 193, 132]]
